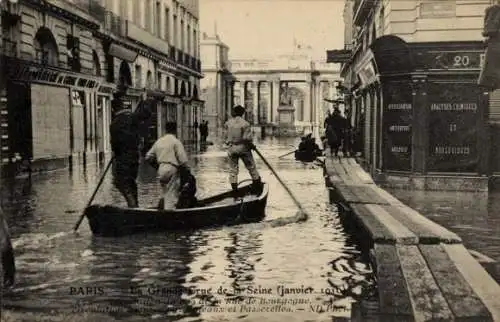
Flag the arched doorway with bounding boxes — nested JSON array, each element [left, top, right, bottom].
[[34, 27, 59, 66], [118, 61, 132, 88], [92, 50, 101, 77]]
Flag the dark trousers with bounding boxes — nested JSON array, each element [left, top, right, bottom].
[[112, 157, 139, 207]]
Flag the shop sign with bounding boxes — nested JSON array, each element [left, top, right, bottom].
[[425, 50, 485, 70], [383, 83, 413, 171], [426, 83, 480, 172]]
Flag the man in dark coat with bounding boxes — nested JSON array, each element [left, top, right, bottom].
[[325, 108, 347, 157], [479, 2, 500, 89], [110, 88, 152, 208]]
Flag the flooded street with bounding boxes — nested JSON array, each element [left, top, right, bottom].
[[387, 188, 500, 283], [0, 138, 375, 322]]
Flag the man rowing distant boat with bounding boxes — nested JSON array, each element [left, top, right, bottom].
[[145, 122, 196, 210], [110, 87, 152, 208], [224, 105, 263, 198]]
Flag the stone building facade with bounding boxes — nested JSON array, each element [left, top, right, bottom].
[[331, 0, 492, 191], [0, 0, 203, 176], [200, 32, 234, 136]]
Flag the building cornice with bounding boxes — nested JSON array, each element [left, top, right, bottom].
[[22, 0, 100, 31]]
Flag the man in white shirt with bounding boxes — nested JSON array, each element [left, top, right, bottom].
[[145, 122, 191, 210]]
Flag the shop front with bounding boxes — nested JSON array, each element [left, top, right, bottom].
[[369, 35, 489, 191], [2, 56, 104, 175]]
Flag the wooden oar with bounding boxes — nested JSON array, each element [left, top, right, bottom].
[[253, 147, 308, 221], [73, 157, 114, 232], [278, 149, 297, 159]]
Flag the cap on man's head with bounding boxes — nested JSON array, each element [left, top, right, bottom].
[[232, 105, 246, 116]]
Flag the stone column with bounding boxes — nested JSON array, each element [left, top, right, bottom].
[[272, 80, 280, 123], [304, 81, 311, 123], [232, 81, 239, 106], [264, 82, 272, 123], [253, 81, 259, 125]]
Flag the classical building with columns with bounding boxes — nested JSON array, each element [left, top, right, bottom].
[[0, 0, 203, 176], [330, 0, 492, 191], [229, 54, 341, 136], [200, 32, 234, 135]]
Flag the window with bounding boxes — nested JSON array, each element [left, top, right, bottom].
[[193, 29, 197, 57], [135, 65, 142, 88], [145, 0, 152, 31], [180, 20, 185, 51], [156, 1, 161, 36], [157, 72, 162, 90], [165, 8, 170, 41], [173, 15, 178, 48], [187, 25, 191, 55], [420, 1, 456, 18]]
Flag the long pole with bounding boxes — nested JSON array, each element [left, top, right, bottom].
[[253, 147, 308, 220], [73, 157, 113, 232]]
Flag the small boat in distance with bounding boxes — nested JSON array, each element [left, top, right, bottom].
[[84, 183, 269, 237], [294, 149, 323, 163]]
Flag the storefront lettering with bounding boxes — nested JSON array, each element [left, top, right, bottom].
[[389, 125, 410, 132], [391, 146, 409, 153], [430, 103, 477, 111], [434, 146, 470, 155], [428, 51, 483, 70], [387, 103, 412, 110]]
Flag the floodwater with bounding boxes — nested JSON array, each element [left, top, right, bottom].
[[387, 187, 500, 283], [0, 137, 375, 322]]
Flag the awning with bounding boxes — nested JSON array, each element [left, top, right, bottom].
[[108, 43, 138, 63]]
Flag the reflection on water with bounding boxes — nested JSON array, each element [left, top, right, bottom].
[[1, 138, 375, 321], [387, 188, 500, 282]]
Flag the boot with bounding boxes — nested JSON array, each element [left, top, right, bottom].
[[251, 178, 263, 195], [231, 183, 241, 200]]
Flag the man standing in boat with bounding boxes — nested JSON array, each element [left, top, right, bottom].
[[145, 122, 193, 210], [224, 105, 263, 198], [109, 87, 152, 208]]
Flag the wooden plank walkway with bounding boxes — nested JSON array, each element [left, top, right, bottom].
[[324, 155, 500, 322]]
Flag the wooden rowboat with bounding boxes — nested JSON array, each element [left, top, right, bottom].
[[84, 183, 269, 237], [294, 149, 323, 162]]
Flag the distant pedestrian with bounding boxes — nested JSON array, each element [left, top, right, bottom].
[[199, 120, 209, 143], [325, 108, 347, 157]]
